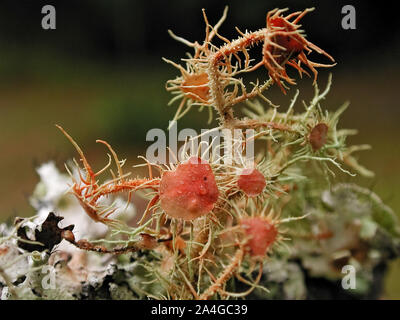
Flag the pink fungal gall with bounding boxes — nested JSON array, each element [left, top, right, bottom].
[[240, 216, 278, 257], [237, 168, 266, 197], [160, 157, 219, 220]]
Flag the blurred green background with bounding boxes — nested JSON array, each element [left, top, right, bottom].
[[0, 0, 399, 298]]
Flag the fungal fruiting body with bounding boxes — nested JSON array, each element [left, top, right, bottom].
[[240, 216, 278, 257], [309, 122, 329, 151], [237, 168, 266, 197], [263, 8, 335, 93], [180, 73, 210, 102], [159, 157, 219, 220]]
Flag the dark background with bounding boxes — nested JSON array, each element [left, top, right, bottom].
[[0, 0, 399, 297], [0, 1, 397, 65]]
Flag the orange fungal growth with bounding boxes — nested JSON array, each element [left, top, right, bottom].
[[240, 216, 278, 257], [263, 8, 335, 93], [237, 168, 266, 197], [180, 73, 210, 102], [160, 157, 219, 220]]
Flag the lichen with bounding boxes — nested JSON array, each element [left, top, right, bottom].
[[0, 6, 398, 300]]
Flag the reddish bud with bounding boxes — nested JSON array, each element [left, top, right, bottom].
[[309, 123, 329, 151], [237, 168, 266, 197], [240, 217, 278, 257], [160, 157, 219, 220], [138, 233, 158, 250], [269, 17, 305, 63]]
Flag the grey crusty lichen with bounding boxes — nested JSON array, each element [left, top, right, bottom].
[[1, 169, 399, 299]]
